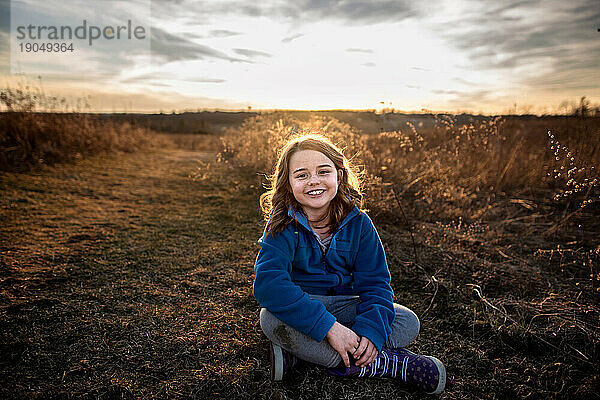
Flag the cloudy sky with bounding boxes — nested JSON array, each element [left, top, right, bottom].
[[1, 0, 599, 113]]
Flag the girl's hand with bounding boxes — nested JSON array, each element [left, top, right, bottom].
[[325, 321, 360, 368], [353, 336, 378, 367]]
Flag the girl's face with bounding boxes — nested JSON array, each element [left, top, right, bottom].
[[288, 149, 341, 219]]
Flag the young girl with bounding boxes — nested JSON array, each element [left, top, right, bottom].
[[253, 134, 446, 394]]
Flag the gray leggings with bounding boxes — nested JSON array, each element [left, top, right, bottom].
[[259, 294, 420, 368]]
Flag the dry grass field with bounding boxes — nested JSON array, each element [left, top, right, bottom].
[[1, 110, 599, 399]]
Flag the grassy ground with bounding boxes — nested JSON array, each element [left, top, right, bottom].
[[1, 135, 598, 399]]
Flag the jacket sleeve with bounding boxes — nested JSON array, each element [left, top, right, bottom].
[[253, 227, 336, 343], [351, 213, 395, 351]]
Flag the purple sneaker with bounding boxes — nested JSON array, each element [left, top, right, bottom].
[[328, 348, 446, 395], [269, 342, 298, 381]]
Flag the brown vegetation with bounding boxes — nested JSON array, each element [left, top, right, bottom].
[[0, 110, 598, 399], [0, 87, 160, 172]]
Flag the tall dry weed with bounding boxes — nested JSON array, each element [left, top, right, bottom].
[[0, 86, 156, 171], [217, 112, 600, 223]]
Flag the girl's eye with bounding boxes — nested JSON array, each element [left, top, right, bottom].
[[319, 170, 331, 175], [297, 173, 307, 179]]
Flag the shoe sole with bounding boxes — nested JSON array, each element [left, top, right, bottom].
[[271, 343, 284, 381], [424, 356, 446, 395]]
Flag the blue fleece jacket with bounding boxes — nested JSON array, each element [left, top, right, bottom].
[[253, 204, 395, 351]]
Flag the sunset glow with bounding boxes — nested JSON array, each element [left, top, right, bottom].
[[1, 0, 599, 114]]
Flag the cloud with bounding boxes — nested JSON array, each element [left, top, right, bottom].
[[273, 0, 418, 24], [523, 47, 600, 92], [430, 88, 497, 111], [150, 0, 418, 25], [0, 0, 9, 34], [233, 48, 272, 58], [146, 82, 172, 87], [188, 77, 227, 83], [187, 29, 242, 40], [150, 27, 248, 63], [209, 29, 241, 37], [439, 1, 600, 71], [0, 31, 8, 73], [83, 88, 249, 112], [346, 48, 374, 54], [432, 89, 464, 95], [428, 0, 600, 102], [362, 62, 376, 67], [282, 33, 304, 43], [120, 72, 225, 84], [0, 71, 243, 111]]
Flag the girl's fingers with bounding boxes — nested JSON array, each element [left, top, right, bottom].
[[353, 338, 367, 359], [340, 349, 350, 368], [357, 340, 376, 366], [355, 342, 367, 365]]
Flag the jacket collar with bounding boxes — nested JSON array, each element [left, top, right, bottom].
[[287, 202, 360, 234]]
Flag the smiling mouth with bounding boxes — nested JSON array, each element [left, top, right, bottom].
[[306, 189, 325, 196]]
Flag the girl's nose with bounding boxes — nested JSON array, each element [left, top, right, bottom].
[[308, 173, 320, 184]]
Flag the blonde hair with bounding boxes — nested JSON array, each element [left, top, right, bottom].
[[260, 134, 364, 236]]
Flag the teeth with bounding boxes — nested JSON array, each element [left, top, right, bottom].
[[307, 189, 325, 195]]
